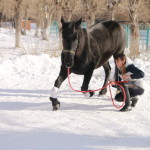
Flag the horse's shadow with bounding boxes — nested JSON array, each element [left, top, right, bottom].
[[0, 88, 50, 97], [0, 101, 51, 111], [62, 102, 115, 112], [0, 88, 116, 112]]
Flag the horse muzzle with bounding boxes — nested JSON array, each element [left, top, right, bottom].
[[64, 57, 74, 68], [63, 50, 75, 68]]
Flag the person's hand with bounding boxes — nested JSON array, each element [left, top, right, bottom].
[[110, 81, 116, 85], [122, 74, 131, 80]]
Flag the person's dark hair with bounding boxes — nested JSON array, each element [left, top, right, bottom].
[[114, 53, 126, 74], [114, 53, 126, 61]]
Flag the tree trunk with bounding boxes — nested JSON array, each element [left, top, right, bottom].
[[35, 5, 42, 38], [90, 15, 95, 26], [0, 12, 2, 27], [128, 0, 140, 59], [107, 0, 114, 20], [35, 19, 41, 38], [56, 8, 62, 50], [42, 14, 52, 41], [68, 13, 72, 22], [22, 6, 28, 35], [129, 23, 140, 59], [108, 9, 115, 20], [15, 12, 22, 47], [86, 15, 95, 27], [15, 0, 22, 48], [107, 0, 122, 20], [56, 9, 61, 30]]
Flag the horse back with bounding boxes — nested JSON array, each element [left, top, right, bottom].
[[89, 20, 124, 45], [87, 20, 125, 68]]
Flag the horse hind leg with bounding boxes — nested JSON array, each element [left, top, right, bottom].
[[113, 40, 126, 58], [99, 61, 111, 96], [112, 46, 125, 84]]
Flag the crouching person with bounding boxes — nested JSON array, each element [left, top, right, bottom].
[[111, 54, 145, 112]]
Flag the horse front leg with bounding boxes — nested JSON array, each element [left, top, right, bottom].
[[50, 65, 69, 111], [99, 61, 111, 96], [81, 69, 94, 98]]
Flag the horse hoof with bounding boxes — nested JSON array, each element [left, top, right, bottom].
[[49, 97, 60, 111], [53, 104, 61, 111], [90, 91, 95, 97], [84, 91, 95, 98], [98, 89, 107, 96]]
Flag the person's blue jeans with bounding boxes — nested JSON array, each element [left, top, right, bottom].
[[115, 84, 144, 102]]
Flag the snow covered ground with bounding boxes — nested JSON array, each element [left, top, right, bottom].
[[0, 28, 150, 150]]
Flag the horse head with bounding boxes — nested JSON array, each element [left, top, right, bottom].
[[61, 17, 82, 68]]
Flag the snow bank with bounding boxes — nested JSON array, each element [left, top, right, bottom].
[[0, 28, 150, 150]]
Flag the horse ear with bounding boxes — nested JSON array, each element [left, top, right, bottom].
[[75, 18, 82, 29], [61, 16, 65, 24]]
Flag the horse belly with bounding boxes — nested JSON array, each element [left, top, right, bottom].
[[71, 69, 84, 75], [71, 64, 92, 75]]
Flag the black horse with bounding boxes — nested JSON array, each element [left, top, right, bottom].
[[50, 17, 126, 111]]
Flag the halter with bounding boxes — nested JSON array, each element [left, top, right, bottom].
[[63, 50, 76, 55], [62, 33, 79, 55]]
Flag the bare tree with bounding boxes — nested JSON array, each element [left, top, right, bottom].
[[117, 0, 150, 58], [0, 0, 149, 52], [81, 0, 106, 27], [61, 0, 82, 21], [128, 0, 141, 59], [22, 4, 28, 35], [41, 0, 56, 41], [106, 0, 122, 20], [15, 0, 23, 48], [55, 0, 62, 30], [138, 0, 150, 24], [82, 0, 96, 26]]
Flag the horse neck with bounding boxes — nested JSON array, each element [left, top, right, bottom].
[[76, 28, 96, 65], [76, 28, 89, 57]]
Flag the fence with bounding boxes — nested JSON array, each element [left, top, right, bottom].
[[122, 24, 150, 51], [49, 21, 150, 51], [1, 20, 149, 53]]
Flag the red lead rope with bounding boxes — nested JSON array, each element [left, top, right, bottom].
[[67, 67, 128, 109]]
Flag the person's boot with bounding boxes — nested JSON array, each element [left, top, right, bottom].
[[131, 97, 139, 107], [120, 105, 132, 112], [115, 92, 123, 102], [119, 83, 132, 112]]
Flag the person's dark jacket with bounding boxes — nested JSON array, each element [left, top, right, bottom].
[[114, 62, 145, 89]]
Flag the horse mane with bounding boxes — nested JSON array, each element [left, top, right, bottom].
[[75, 28, 86, 57], [76, 28, 96, 64]]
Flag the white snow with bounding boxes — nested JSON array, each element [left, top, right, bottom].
[[0, 28, 150, 150]]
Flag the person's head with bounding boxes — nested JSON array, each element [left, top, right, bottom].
[[114, 54, 126, 70]]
